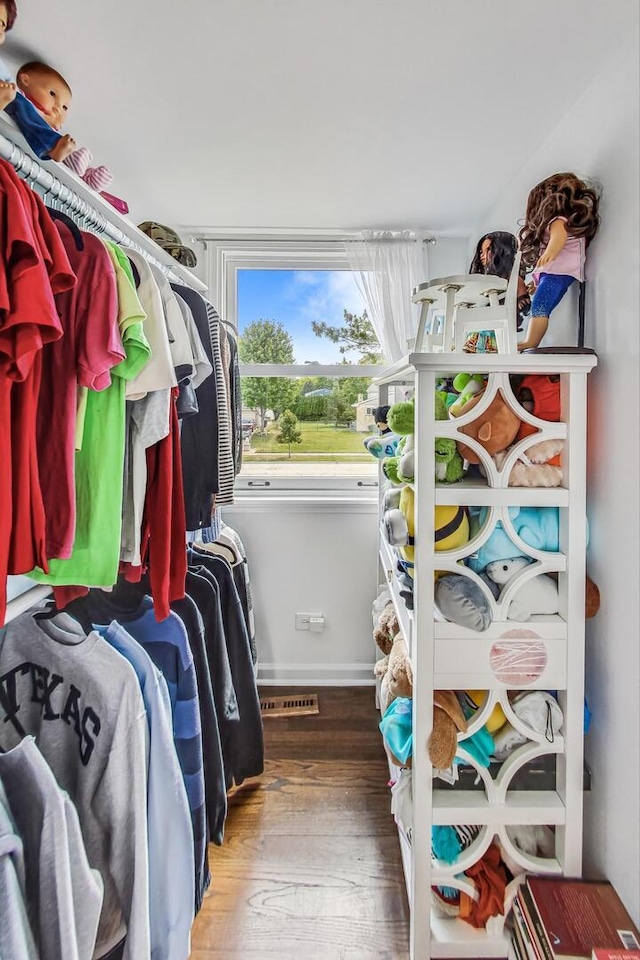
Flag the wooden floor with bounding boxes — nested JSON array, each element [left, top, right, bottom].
[[190, 686, 410, 959]]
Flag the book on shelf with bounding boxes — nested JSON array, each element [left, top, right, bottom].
[[512, 877, 640, 960]]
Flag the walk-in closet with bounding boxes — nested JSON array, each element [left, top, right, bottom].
[[1, 2, 639, 959]]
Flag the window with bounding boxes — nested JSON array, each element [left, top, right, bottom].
[[203, 238, 386, 490]]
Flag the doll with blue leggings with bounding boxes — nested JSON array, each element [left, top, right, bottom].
[[518, 172, 600, 351]]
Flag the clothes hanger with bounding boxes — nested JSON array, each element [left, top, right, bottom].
[[127, 256, 141, 289], [33, 599, 94, 636], [191, 541, 239, 566], [46, 208, 85, 251]]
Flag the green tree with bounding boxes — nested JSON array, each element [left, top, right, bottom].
[[239, 320, 297, 431], [311, 309, 383, 363], [326, 377, 371, 426], [276, 410, 303, 458]]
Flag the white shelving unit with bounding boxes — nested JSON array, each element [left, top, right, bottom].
[[374, 351, 597, 959]]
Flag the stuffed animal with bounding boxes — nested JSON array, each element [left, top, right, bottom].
[[498, 824, 556, 878], [382, 394, 464, 484], [386, 400, 416, 482], [466, 506, 560, 574], [492, 691, 563, 760], [485, 556, 559, 621], [514, 374, 561, 442], [493, 439, 564, 487], [373, 602, 400, 656], [377, 633, 413, 713], [384, 493, 470, 579], [463, 691, 507, 733], [363, 432, 401, 460], [429, 691, 469, 769], [449, 373, 486, 417], [434, 573, 493, 632], [450, 391, 521, 463]]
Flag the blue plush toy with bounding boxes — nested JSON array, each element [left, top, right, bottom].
[[364, 432, 401, 460], [466, 506, 561, 573]]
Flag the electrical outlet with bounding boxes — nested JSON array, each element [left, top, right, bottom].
[[295, 613, 322, 631]]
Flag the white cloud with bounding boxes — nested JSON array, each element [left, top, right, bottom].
[[291, 270, 368, 324]]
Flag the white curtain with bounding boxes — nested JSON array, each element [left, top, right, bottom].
[[344, 230, 429, 362]]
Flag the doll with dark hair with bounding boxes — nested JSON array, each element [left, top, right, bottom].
[[463, 231, 530, 353], [0, 0, 18, 109], [517, 172, 600, 351]]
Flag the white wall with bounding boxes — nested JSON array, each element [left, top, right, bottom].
[[223, 497, 379, 685], [476, 36, 640, 923]]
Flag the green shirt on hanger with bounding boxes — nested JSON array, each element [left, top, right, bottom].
[[30, 241, 151, 587]]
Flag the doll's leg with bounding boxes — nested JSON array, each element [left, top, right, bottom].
[[518, 275, 575, 351], [63, 146, 93, 176]]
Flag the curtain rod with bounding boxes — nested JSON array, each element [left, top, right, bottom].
[[0, 126, 207, 293], [192, 235, 437, 245]]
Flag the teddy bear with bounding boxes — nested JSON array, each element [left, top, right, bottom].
[[485, 556, 559, 621], [377, 633, 413, 714], [373, 601, 400, 657]]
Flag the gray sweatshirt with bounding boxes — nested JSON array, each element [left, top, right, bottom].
[[0, 780, 39, 960], [0, 611, 150, 960], [0, 737, 103, 960]]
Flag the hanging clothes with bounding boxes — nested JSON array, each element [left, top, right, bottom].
[[97, 621, 195, 960], [0, 610, 150, 960], [67, 590, 210, 912], [172, 284, 220, 530], [29, 235, 151, 589], [0, 161, 75, 622], [188, 549, 264, 786], [0, 737, 104, 960]]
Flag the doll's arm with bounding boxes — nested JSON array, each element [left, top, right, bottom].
[[536, 218, 568, 268]]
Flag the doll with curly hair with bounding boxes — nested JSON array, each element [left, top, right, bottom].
[[464, 231, 531, 353], [517, 172, 600, 351]]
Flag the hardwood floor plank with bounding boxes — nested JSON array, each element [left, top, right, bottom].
[[190, 686, 409, 959]]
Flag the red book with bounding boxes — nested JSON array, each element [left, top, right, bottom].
[[592, 953, 640, 960], [526, 878, 640, 960]]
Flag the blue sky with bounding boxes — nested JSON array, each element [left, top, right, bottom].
[[237, 269, 369, 364]]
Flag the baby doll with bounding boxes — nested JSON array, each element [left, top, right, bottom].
[[464, 231, 530, 353], [0, 8, 112, 190], [9, 61, 113, 190], [517, 172, 600, 351]]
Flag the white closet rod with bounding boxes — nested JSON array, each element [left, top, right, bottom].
[[0, 124, 207, 293]]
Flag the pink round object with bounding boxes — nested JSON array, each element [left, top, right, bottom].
[[490, 629, 547, 685]]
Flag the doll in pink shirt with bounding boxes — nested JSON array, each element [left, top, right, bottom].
[[518, 172, 600, 351]]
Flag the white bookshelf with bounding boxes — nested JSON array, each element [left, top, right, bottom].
[[375, 351, 597, 959]]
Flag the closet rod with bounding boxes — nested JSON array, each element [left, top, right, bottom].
[[0, 124, 207, 294]]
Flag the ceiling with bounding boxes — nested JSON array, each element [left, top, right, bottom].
[[5, 0, 637, 233]]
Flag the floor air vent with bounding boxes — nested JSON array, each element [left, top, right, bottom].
[[260, 694, 319, 718]]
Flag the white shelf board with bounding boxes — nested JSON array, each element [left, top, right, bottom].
[[398, 824, 413, 908], [373, 351, 597, 386], [434, 478, 570, 508], [432, 790, 566, 825], [0, 116, 207, 293], [379, 529, 414, 648], [430, 916, 510, 959]]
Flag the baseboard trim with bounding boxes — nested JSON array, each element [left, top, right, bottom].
[[257, 661, 376, 686]]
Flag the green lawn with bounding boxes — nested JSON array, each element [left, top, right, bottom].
[[246, 421, 370, 459]]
